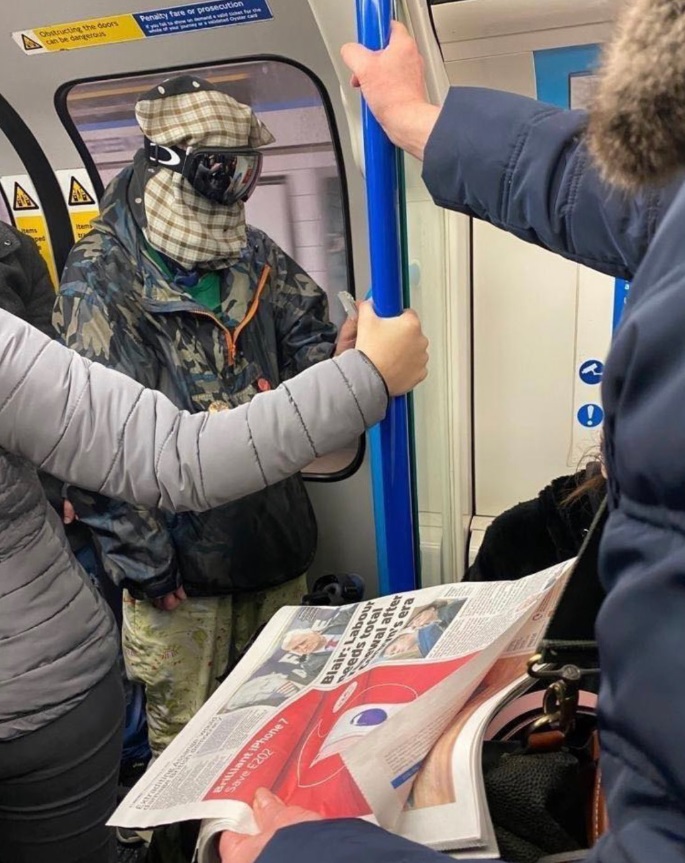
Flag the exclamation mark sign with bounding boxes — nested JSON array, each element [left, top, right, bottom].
[[577, 403, 604, 428]]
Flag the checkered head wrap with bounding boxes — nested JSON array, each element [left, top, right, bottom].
[[135, 75, 274, 270]]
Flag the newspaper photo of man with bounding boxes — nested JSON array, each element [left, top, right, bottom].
[[281, 606, 353, 677], [220, 672, 304, 711], [221, 606, 356, 712], [378, 599, 466, 661], [405, 598, 465, 632]]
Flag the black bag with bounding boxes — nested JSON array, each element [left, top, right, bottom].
[[144, 821, 200, 863], [483, 500, 607, 863]]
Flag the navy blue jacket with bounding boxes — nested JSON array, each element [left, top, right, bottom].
[[255, 88, 685, 863]]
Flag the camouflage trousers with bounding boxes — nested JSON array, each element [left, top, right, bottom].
[[122, 576, 307, 757]]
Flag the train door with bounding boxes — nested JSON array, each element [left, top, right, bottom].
[[310, 0, 621, 588], [0, 0, 381, 589], [311, 0, 471, 590], [426, 0, 619, 564]]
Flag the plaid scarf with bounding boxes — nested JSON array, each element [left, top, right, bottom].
[[135, 80, 274, 270]]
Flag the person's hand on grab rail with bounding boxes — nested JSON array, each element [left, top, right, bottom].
[[219, 788, 322, 863], [63, 500, 78, 525], [152, 585, 187, 611], [341, 21, 440, 161], [335, 314, 358, 355], [356, 300, 428, 396]]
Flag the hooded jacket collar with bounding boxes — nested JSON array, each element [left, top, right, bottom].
[[0, 222, 21, 261]]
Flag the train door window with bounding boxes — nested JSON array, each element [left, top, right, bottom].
[[569, 72, 598, 110], [59, 60, 358, 478]]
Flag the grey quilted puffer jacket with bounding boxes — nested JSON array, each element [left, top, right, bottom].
[[0, 309, 386, 740]]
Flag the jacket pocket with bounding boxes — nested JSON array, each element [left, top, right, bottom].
[[170, 476, 317, 595]]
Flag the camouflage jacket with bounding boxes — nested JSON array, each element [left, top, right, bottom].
[[54, 166, 337, 599]]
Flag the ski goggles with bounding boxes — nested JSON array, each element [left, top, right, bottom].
[[144, 138, 263, 205]]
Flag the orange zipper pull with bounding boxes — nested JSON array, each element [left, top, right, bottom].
[[226, 335, 236, 365]]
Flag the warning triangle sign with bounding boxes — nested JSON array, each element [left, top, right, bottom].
[[68, 176, 95, 207], [13, 182, 38, 211], [21, 34, 43, 52]]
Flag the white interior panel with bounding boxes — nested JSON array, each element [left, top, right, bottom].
[[432, 0, 618, 43], [434, 0, 618, 525], [446, 52, 536, 97], [473, 222, 579, 515], [473, 233, 613, 517], [434, 0, 617, 62]]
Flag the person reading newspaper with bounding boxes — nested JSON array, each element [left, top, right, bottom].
[[190, 0, 685, 858], [214, 3, 685, 862], [111, 562, 572, 861]]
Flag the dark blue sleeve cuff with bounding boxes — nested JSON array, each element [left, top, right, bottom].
[[255, 819, 483, 863]]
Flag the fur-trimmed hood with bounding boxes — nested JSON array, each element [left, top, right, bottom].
[[588, 0, 685, 189]]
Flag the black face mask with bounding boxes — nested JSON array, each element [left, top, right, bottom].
[[144, 138, 263, 205]]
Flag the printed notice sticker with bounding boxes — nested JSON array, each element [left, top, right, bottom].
[[13, 1, 273, 55]]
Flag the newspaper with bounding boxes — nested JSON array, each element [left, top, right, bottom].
[[399, 569, 571, 854], [110, 560, 574, 860]]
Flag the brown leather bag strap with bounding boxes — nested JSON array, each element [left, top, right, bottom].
[[590, 731, 609, 843]]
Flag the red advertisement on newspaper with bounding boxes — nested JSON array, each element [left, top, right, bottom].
[[110, 561, 574, 853], [204, 655, 472, 817]]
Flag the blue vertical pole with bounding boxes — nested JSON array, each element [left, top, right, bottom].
[[356, 0, 417, 595]]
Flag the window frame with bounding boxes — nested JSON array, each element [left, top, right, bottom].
[[54, 54, 364, 483], [0, 93, 73, 272]]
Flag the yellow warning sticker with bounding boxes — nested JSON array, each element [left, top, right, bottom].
[[69, 177, 96, 207], [13, 182, 39, 211], [19, 15, 145, 54], [13, 1, 273, 55], [56, 170, 100, 243], [1, 175, 58, 288], [21, 34, 43, 51]]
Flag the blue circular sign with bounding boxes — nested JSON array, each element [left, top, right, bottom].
[[577, 403, 604, 428], [579, 359, 604, 385]]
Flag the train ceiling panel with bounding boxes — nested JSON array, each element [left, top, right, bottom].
[[431, 0, 620, 60]]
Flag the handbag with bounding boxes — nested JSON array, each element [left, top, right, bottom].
[[482, 500, 608, 863]]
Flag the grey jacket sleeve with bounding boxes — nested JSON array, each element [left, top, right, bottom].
[[0, 310, 386, 511]]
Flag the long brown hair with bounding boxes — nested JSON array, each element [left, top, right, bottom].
[[562, 451, 606, 507]]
